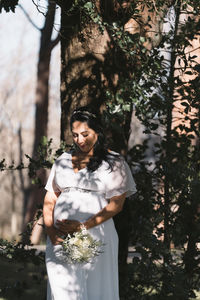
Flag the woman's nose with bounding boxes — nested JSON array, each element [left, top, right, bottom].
[[77, 135, 84, 144]]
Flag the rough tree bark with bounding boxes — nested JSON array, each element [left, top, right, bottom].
[[59, 0, 168, 145]]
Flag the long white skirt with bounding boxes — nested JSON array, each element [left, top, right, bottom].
[[45, 188, 119, 300]]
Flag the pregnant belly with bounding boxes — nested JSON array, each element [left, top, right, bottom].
[[53, 189, 106, 224]]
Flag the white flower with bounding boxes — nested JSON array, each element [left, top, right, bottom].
[[56, 226, 103, 264]]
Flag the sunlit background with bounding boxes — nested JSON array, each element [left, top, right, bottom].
[[0, 1, 60, 239]]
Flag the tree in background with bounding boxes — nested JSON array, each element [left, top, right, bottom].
[[0, 0, 200, 299], [22, 0, 60, 244], [0, 0, 60, 243]]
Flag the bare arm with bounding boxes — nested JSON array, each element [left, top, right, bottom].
[[43, 190, 63, 245], [83, 192, 126, 229]]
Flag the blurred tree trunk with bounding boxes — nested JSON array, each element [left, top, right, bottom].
[[22, 0, 60, 244]]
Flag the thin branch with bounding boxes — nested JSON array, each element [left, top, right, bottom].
[[32, 0, 47, 16], [152, 0, 158, 13], [185, 46, 200, 55], [19, 4, 41, 31]]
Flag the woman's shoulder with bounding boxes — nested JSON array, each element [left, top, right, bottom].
[[54, 152, 71, 165], [99, 151, 124, 171]]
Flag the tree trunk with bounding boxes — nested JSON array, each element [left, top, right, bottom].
[[60, 2, 111, 144], [23, 1, 59, 244], [59, 0, 171, 293]]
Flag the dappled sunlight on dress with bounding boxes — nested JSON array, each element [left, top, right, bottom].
[[45, 152, 136, 300]]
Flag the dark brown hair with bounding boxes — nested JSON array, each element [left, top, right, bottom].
[[70, 106, 119, 172]]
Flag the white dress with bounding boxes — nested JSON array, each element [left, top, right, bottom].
[[45, 152, 136, 300]]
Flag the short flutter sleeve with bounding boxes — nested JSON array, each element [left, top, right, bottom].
[[45, 163, 60, 194], [104, 158, 137, 199]]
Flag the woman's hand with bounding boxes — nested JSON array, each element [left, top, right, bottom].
[[56, 219, 81, 235], [47, 226, 64, 245]]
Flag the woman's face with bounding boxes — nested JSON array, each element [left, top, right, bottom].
[[71, 121, 98, 154]]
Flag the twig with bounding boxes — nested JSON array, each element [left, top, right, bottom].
[[18, 4, 41, 31], [32, 0, 47, 17]]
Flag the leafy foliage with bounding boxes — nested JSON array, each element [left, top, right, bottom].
[[0, 137, 70, 186], [0, 0, 19, 13], [0, 138, 69, 298], [0, 237, 44, 264]]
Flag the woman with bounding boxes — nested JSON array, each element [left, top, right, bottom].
[[43, 107, 136, 300]]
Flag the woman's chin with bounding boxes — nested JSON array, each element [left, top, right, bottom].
[[78, 146, 93, 155]]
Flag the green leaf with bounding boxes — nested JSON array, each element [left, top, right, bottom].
[[83, 2, 93, 10]]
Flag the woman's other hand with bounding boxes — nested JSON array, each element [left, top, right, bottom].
[[48, 226, 64, 245], [56, 219, 81, 235]]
